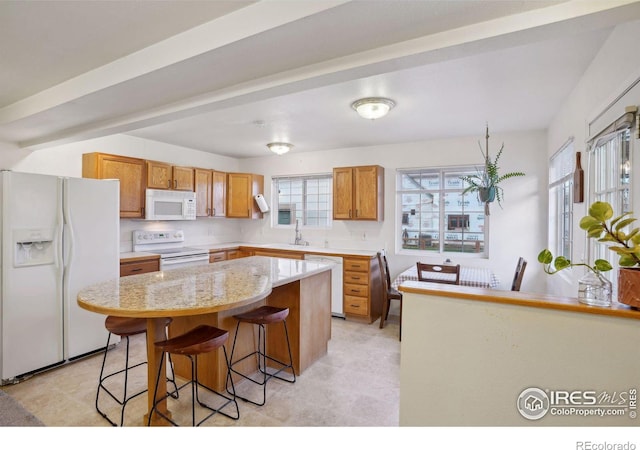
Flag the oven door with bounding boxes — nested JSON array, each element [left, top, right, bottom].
[[160, 254, 209, 270]]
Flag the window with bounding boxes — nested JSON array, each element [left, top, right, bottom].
[[589, 128, 633, 272], [272, 174, 332, 228], [397, 167, 487, 254], [548, 139, 575, 260]]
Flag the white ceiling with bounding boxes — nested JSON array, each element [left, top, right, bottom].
[[2, 0, 640, 158]]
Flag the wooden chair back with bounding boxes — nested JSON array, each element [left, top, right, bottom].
[[511, 257, 527, 291], [416, 262, 461, 285]]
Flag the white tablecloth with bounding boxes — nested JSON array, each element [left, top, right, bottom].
[[391, 265, 499, 290]]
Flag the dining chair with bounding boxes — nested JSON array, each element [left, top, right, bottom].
[[416, 262, 461, 285], [378, 252, 403, 341], [511, 257, 527, 291]]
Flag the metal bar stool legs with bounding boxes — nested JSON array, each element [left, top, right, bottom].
[[95, 316, 178, 427], [147, 325, 239, 427], [226, 306, 296, 406]]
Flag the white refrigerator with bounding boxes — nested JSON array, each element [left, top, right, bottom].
[[0, 171, 120, 384]]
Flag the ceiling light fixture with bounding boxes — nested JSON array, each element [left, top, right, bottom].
[[267, 142, 293, 155], [351, 97, 395, 120]]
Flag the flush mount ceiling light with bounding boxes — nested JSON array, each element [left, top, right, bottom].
[[267, 142, 293, 155], [351, 97, 396, 120]]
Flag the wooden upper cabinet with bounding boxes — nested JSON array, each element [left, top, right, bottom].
[[194, 169, 226, 217], [333, 165, 384, 221], [82, 152, 146, 218], [227, 172, 264, 219], [194, 168, 212, 217], [212, 171, 227, 217], [146, 160, 194, 191]]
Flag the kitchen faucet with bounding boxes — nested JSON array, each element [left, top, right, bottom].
[[294, 219, 308, 246]]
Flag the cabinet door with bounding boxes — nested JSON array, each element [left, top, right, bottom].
[[333, 167, 354, 220], [173, 166, 194, 191], [227, 173, 252, 218], [194, 169, 212, 216], [83, 153, 146, 218], [146, 161, 173, 189], [354, 166, 381, 220], [212, 171, 226, 217]]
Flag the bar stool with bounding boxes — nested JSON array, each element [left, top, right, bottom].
[[96, 316, 178, 427], [147, 325, 239, 427], [226, 305, 296, 406]]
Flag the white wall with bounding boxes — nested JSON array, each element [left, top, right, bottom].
[[547, 19, 640, 297], [240, 129, 548, 292]]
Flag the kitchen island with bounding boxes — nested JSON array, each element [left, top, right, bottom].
[[78, 256, 332, 425]]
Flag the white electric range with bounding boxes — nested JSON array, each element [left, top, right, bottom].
[[133, 230, 209, 270]]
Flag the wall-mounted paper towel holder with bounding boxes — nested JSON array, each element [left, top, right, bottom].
[[254, 194, 269, 213]]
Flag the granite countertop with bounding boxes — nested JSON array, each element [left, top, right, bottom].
[[79, 256, 333, 318]]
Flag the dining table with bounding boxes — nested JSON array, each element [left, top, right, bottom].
[[77, 255, 333, 425], [391, 264, 499, 290]]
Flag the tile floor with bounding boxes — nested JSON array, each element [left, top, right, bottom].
[[1, 316, 401, 427]]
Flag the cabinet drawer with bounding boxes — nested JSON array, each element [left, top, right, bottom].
[[120, 259, 159, 277], [344, 259, 368, 272], [344, 295, 369, 316], [209, 251, 226, 263], [344, 271, 368, 285], [344, 283, 369, 297], [226, 250, 240, 260]]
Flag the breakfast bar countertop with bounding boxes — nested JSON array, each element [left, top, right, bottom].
[[78, 256, 333, 317]]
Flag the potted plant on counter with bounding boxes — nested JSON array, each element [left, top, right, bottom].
[[460, 125, 525, 215], [538, 201, 640, 308]]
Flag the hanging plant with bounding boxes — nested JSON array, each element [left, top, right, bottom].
[[459, 125, 525, 215]]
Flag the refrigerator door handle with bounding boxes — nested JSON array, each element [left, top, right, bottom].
[[62, 180, 74, 272]]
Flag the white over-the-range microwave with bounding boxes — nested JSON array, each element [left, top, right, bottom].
[[145, 189, 196, 220]]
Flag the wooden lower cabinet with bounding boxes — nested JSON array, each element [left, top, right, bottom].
[[252, 250, 303, 259], [120, 256, 160, 277], [209, 251, 226, 263], [343, 256, 382, 324]]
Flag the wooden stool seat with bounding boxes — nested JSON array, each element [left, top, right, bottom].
[[233, 305, 289, 325], [104, 316, 148, 337], [154, 325, 228, 355], [148, 325, 239, 427]]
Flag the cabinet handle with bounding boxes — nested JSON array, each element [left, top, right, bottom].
[[213, 208, 216, 216], [351, 276, 361, 280], [350, 304, 360, 308], [355, 209, 359, 217], [349, 209, 352, 218], [167, 180, 171, 188], [131, 268, 142, 272], [174, 180, 177, 189]]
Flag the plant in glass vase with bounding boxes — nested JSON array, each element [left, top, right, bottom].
[[538, 201, 640, 307], [460, 125, 525, 215]]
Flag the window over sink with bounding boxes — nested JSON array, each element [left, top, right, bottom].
[[272, 174, 333, 229]]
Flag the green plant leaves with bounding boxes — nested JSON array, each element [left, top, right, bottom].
[[593, 259, 613, 272], [589, 201, 613, 221], [538, 249, 553, 264]]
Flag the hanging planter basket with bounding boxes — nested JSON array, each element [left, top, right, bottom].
[[479, 187, 496, 203]]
